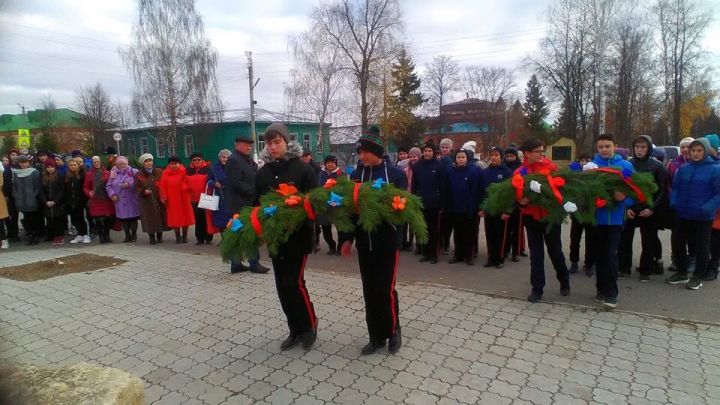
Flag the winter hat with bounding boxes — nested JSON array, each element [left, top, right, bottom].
[[408, 147, 421, 158], [71, 150, 83, 157], [439, 138, 453, 149], [43, 157, 57, 168], [115, 156, 129, 166], [488, 146, 504, 156], [105, 146, 117, 155], [356, 124, 384, 158], [324, 155, 338, 164], [461, 140, 477, 154], [263, 123, 290, 143], [167, 156, 182, 164], [139, 153, 153, 163], [190, 152, 203, 160], [504, 147, 519, 158], [679, 137, 694, 147], [17, 154, 29, 163], [705, 134, 720, 151]]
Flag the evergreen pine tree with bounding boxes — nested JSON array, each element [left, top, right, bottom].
[[523, 74, 559, 144], [384, 48, 425, 146]]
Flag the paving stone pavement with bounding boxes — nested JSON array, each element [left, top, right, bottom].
[[1, 244, 720, 405]]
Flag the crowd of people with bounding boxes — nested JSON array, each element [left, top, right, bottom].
[[1, 126, 718, 353]]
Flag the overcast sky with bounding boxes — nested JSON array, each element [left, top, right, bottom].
[[0, 0, 718, 124]]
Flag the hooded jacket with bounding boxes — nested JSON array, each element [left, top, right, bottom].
[[592, 153, 635, 226], [670, 138, 720, 221], [629, 135, 667, 213], [504, 148, 522, 171], [255, 141, 318, 256], [350, 158, 407, 251], [411, 157, 443, 210], [12, 167, 41, 212]]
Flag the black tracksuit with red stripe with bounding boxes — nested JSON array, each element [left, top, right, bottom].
[[350, 161, 408, 342], [255, 146, 318, 336]]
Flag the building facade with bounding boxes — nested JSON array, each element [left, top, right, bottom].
[[0, 108, 90, 153]]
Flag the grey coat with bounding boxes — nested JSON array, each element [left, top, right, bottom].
[[12, 168, 41, 212], [225, 149, 257, 215]]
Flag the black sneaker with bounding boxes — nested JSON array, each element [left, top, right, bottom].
[[520, 252, 528, 257], [617, 271, 630, 280], [560, 284, 570, 296], [302, 329, 317, 350], [652, 260, 664, 275], [250, 263, 270, 274], [361, 340, 385, 355], [701, 271, 719, 281], [280, 334, 301, 351], [231, 263, 250, 273], [686, 277, 703, 290], [665, 273, 690, 285], [639, 274, 650, 283], [668, 264, 678, 272], [511, 256, 519, 262], [569, 263, 579, 274], [602, 297, 618, 309], [388, 329, 402, 354], [527, 292, 542, 303], [419, 256, 430, 262], [594, 294, 604, 303]]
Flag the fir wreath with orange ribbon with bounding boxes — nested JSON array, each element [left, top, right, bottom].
[[484, 168, 658, 226], [220, 177, 428, 262]]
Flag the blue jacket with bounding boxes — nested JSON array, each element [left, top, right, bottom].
[[411, 158, 443, 210], [207, 161, 229, 229], [592, 153, 635, 225], [671, 156, 720, 221], [443, 164, 483, 217], [481, 163, 513, 188]]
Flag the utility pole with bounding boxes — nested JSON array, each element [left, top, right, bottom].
[[382, 71, 388, 148], [246, 51, 260, 158]]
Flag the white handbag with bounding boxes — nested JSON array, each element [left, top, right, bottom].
[[198, 182, 220, 211]]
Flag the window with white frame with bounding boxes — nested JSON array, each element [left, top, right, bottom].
[[139, 138, 149, 154], [168, 142, 176, 157], [183, 135, 194, 158], [303, 133, 311, 152], [157, 138, 166, 158], [289, 132, 298, 142], [258, 140, 265, 152]]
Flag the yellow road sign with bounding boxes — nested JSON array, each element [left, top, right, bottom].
[[17, 129, 30, 148]]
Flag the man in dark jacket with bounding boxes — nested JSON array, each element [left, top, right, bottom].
[[225, 134, 269, 274], [350, 125, 407, 355], [503, 147, 525, 260], [481, 147, 512, 268], [618, 135, 668, 282], [411, 141, 443, 264], [255, 123, 319, 351]]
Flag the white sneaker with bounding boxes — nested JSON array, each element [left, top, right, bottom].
[[82, 235, 92, 244], [0, 240, 8, 249], [70, 235, 83, 244]]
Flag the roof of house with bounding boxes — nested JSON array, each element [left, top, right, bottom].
[[0, 108, 85, 132]]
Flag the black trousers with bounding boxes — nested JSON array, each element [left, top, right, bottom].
[[592, 225, 623, 299], [505, 210, 524, 258], [358, 248, 400, 341], [671, 211, 697, 266], [0, 218, 6, 240], [68, 206, 88, 236], [709, 228, 720, 273], [524, 216, 569, 295], [672, 218, 712, 279], [484, 215, 507, 265], [272, 253, 317, 336], [451, 213, 476, 261], [192, 203, 211, 243], [569, 217, 595, 267], [21, 211, 43, 235], [421, 209, 440, 259], [315, 224, 336, 249], [7, 198, 19, 238], [46, 216, 65, 238], [440, 212, 453, 252], [618, 217, 660, 275]]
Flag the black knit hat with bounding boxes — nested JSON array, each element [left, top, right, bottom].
[[422, 141, 438, 153], [168, 156, 181, 164], [356, 124, 384, 158], [190, 152, 203, 160], [324, 154, 338, 164], [488, 146, 504, 156]]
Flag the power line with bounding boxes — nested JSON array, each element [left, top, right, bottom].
[[0, 59, 129, 79]]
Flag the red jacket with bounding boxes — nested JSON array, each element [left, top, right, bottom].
[[83, 168, 115, 217], [514, 157, 558, 221], [159, 165, 195, 228], [187, 161, 211, 203]]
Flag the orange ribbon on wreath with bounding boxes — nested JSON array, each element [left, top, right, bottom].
[[352, 182, 362, 214], [304, 196, 316, 221], [250, 207, 262, 237], [595, 167, 646, 203], [511, 173, 524, 201]]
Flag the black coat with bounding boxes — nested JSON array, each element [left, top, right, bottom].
[[255, 145, 318, 257], [411, 158, 443, 210], [225, 149, 257, 215], [41, 173, 65, 218], [629, 138, 668, 213], [64, 172, 88, 211]]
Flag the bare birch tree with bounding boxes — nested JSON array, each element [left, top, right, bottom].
[[76, 83, 116, 154], [462, 66, 516, 102], [310, 0, 403, 130], [424, 55, 460, 114], [120, 0, 223, 152]]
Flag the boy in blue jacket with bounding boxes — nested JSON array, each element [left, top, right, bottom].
[[591, 134, 635, 309], [666, 138, 720, 290]]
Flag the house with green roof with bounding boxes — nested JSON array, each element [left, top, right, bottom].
[[0, 108, 90, 153]]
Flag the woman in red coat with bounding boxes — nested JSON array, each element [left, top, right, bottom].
[[159, 156, 195, 243], [83, 156, 115, 243]]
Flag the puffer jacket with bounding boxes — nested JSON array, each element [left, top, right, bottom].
[[591, 153, 635, 225], [670, 138, 720, 221], [443, 163, 483, 217]]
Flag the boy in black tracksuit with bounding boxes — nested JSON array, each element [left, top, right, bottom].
[[618, 135, 667, 282], [350, 125, 407, 355], [481, 147, 512, 267], [411, 141, 443, 264], [503, 148, 524, 260], [255, 123, 319, 351]]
